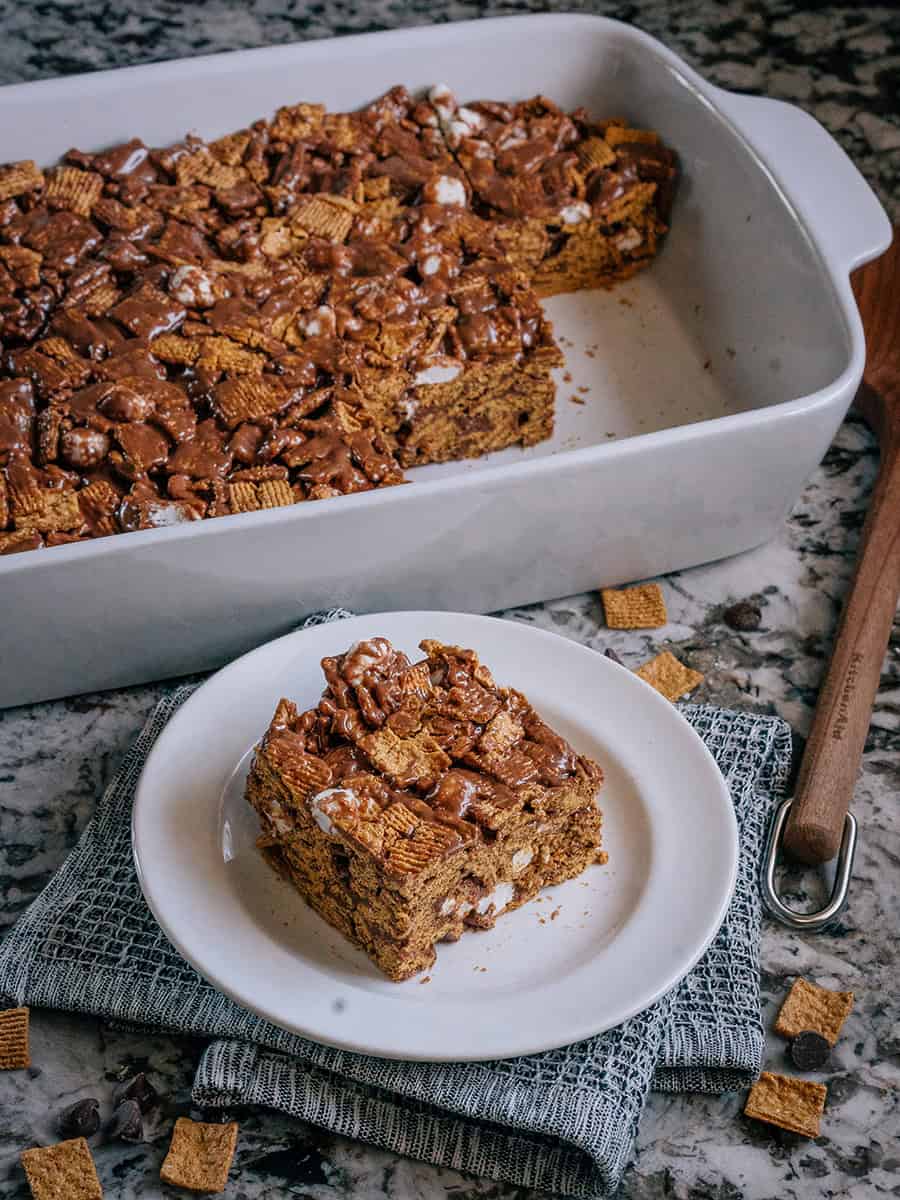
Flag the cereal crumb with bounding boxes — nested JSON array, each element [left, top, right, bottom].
[[570, 394, 585, 405], [563, 371, 573, 382], [419, 976, 431, 985], [550, 907, 561, 921]]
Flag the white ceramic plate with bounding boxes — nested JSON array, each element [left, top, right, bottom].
[[133, 611, 737, 1061]]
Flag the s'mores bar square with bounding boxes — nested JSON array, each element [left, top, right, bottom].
[[245, 637, 604, 980], [429, 87, 677, 296]]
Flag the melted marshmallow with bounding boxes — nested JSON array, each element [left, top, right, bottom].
[[476, 881, 515, 916], [614, 227, 643, 252], [511, 848, 533, 874], [169, 265, 215, 307], [558, 202, 592, 226], [146, 503, 193, 527], [413, 362, 462, 386], [308, 786, 359, 836], [434, 176, 467, 207]]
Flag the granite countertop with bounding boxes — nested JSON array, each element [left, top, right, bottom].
[[1, 2, 898, 1197]]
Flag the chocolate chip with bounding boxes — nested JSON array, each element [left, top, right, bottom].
[[58, 1097, 101, 1138], [604, 648, 625, 666], [723, 600, 762, 632], [109, 1098, 143, 1143], [113, 1070, 159, 1114], [789, 1030, 831, 1071]]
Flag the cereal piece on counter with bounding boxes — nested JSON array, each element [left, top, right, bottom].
[[0, 160, 44, 201], [775, 978, 854, 1046], [160, 1117, 238, 1193], [20, 1137, 103, 1200], [744, 1071, 827, 1138], [601, 583, 667, 629], [635, 650, 703, 701], [0, 1006, 30, 1069]]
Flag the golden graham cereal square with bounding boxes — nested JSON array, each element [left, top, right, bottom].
[[160, 1118, 238, 1193], [21, 1137, 103, 1200], [635, 650, 703, 701], [601, 583, 668, 629], [774, 977, 854, 1046], [0, 1006, 30, 1070], [744, 1071, 827, 1138]]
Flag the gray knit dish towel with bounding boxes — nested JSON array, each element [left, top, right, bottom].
[[0, 610, 792, 1198]]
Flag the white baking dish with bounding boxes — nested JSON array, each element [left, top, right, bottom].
[[0, 14, 889, 707]]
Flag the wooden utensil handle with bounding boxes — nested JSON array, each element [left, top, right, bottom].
[[784, 436, 900, 864]]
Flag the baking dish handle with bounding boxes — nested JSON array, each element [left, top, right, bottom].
[[711, 88, 891, 275]]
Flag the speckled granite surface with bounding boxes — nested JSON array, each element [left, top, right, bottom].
[[1, 2, 898, 1197]]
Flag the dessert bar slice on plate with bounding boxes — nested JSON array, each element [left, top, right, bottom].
[[246, 636, 604, 980]]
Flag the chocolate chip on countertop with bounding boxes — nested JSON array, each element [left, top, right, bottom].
[[109, 1098, 143, 1143], [789, 1030, 831, 1071], [114, 1070, 159, 1114], [58, 1097, 101, 1138], [723, 600, 762, 632], [604, 647, 625, 666]]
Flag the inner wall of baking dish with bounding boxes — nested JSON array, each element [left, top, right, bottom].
[[1, 18, 850, 477]]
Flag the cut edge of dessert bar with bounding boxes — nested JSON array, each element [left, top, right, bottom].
[[245, 636, 604, 980], [1, 83, 677, 556], [427, 85, 677, 298]]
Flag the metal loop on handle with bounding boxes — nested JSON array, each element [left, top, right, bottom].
[[761, 798, 858, 932]]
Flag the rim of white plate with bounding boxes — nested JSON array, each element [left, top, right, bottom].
[[133, 611, 737, 1061]]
